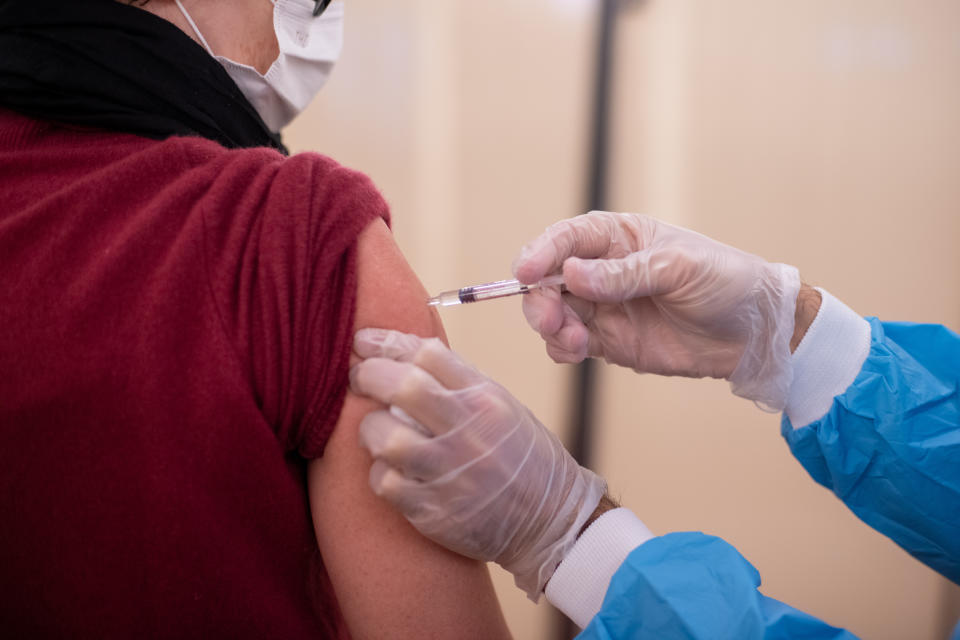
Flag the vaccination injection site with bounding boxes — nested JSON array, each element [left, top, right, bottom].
[[2, 0, 959, 638]]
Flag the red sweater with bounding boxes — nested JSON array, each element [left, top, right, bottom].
[[0, 109, 387, 637]]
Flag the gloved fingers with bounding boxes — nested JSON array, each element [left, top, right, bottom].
[[521, 288, 591, 363], [389, 404, 432, 437], [513, 211, 632, 284], [542, 302, 591, 363], [358, 410, 440, 479], [350, 357, 466, 433], [354, 327, 422, 357], [409, 336, 485, 390], [521, 287, 567, 337], [560, 292, 595, 325], [523, 287, 596, 338], [368, 459, 425, 516], [564, 245, 690, 303], [354, 329, 482, 390], [545, 340, 587, 364]]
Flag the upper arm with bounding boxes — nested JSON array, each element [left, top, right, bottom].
[[307, 218, 511, 640]]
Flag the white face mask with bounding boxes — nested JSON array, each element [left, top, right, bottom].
[[175, 0, 344, 133]]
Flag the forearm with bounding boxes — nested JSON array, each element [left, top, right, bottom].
[[546, 501, 653, 629], [790, 284, 822, 352], [578, 494, 621, 537], [550, 510, 859, 638], [578, 533, 858, 639], [782, 316, 960, 583], [783, 287, 870, 427]]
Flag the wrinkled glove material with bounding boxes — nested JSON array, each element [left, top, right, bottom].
[[350, 329, 606, 600], [513, 212, 799, 410]]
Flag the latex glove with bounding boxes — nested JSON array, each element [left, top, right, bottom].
[[513, 212, 800, 410], [349, 328, 606, 601]]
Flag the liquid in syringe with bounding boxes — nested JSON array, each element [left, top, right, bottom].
[[427, 275, 565, 307]]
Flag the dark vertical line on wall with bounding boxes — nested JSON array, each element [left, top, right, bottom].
[[568, 0, 618, 473], [555, 0, 620, 638]]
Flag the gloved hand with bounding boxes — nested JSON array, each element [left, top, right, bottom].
[[513, 212, 801, 410], [349, 328, 606, 601]]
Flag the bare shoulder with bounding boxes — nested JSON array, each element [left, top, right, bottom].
[[352, 218, 445, 339], [308, 218, 511, 640]]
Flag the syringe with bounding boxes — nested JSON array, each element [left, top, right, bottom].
[[427, 274, 565, 307]]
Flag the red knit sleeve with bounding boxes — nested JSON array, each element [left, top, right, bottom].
[[191, 144, 389, 458]]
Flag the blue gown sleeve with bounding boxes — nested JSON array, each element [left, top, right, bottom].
[[782, 319, 960, 583], [578, 533, 858, 640], [576, 320, 959, 640]]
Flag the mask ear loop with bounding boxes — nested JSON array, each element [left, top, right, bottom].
[[174, 0, 216, 56]]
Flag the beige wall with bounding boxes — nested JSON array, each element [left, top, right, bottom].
[[287, 1, 960, 638]]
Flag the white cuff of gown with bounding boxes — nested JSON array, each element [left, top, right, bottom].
[[785, 288, 871, 428], [544, 508, 654, 630]]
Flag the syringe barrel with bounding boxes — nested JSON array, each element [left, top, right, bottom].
[[428, 275, 565, 307], [458, 279, 530, 303]]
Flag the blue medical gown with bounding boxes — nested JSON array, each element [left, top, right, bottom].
[[579, 319, 960, 640]]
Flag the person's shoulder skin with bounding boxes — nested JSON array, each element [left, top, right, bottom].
[[307, 218, 512, 639]]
